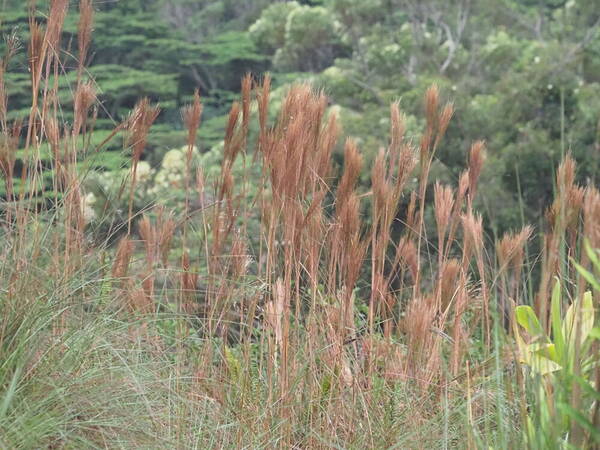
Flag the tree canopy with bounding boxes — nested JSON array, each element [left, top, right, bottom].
[[1, 0, 599, 233]]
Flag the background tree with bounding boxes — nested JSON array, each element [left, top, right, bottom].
[[1, 0, 599, 235]]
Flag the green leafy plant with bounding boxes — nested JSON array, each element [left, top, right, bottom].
[[514, 242, 600, 447], [514, 283, 596, 375]]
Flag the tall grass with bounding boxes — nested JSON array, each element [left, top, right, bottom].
[[0, 1, 598, 448]]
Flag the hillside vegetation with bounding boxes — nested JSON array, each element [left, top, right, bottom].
[[0, 0, 599, 448]]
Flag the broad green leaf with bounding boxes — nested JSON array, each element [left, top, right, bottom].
[[563, 292, 595, 355], [532, 343, 560, 364], [224, 346, 241, 384], [513, 317, 530, 363], [557, 402, 600, 443], [572, 260, 600, 292], [526, 416, 536, 446], [581, 354, 600, 373], [526, 351, 562, 375], [517, 342, 561, 375], [589, 327, 600, 340], [515, 305, 545, 337], [584, 240, 600, 273], [572, 374, 600, 401], [550, 279, 565, 361]]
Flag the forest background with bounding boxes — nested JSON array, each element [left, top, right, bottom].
[[2, 0, 599, 237]]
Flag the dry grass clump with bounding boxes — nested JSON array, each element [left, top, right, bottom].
[[0, 1, 598, 448]]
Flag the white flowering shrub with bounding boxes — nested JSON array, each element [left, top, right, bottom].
[[149, 146, 200, 203], [84, 147, 201, 235]]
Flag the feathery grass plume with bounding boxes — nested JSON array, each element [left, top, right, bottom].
[[212, 102, 242, 258], [137, 214, 162, 309], [37, 1, 69, 146], [434, 182, 454, 265], [460, 212, 483, 269], [138, 218, 154, 267], [545, 154, 581, 251], [369, 103, 417, 339], [320, 294, 355, 383], [461, 211, 489, 340], [397, 235, 418, 282], [336, 138, 363, 209], [457, 169, 470, 209], [389, 101, 405, 153], [404, 295, 437, 384], [333, 141, 368, 335], [182, 90, 203, 153], [443, 169, 470, 258], [21, 0, 66, 162], [265, 278, 285, 350], [126, 98, 160, 233], [181, 89, 203, 243], [223, 100, 242, 168], [557, 153, 576, 197], [256, 74, 271, 152], [422, 84, 439, 159], [27, 18, 44, 88], [45, 0, 69, 56], [269, 83, 330, 200], [496, 226, 532, 327], [0, 119, 22, 208], [406, 190, 418, 233], [241, 73, 252, 140], [72, 81, 96, 138], [395, 142, 417, 194], [314, 109, 339, 184], [260, 84, 336, 290], [389, 103, 417, 198], [45, 117, 60, 159], [77, 0, 94, 76], [230, 231, 249, 279], [140, 208, 176, 268], [23, 15, 45, 166], [266, 277, 290, 401], [546, 182, 585, 257], [112, 237, 135, 281], [450, 277, 469, 375], [299, 189, 327, 303], [537, 154, 578, 325], [497, 226, 533, 273], [583, 186, 600, 249], [206, 85, 251, 342], [467, 141, 486, 203], [565, 186, 585, 252], [127, 286, 154, 315], [338, 192, 366, 269], [574, 186, 600, 295], [128, 98, 161, 164], [181, 252, 199, 314], [44, 116, 67, 197], [439, 258, 461, 312], [0, 31, 20, 129], [369, 149, 391, 337], [414, 86, 454, 298], [434, 103, 454, 150]]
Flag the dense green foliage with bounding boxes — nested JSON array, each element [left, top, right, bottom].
[[2, 0, 599, 233], [1, 0, 269, 152]]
